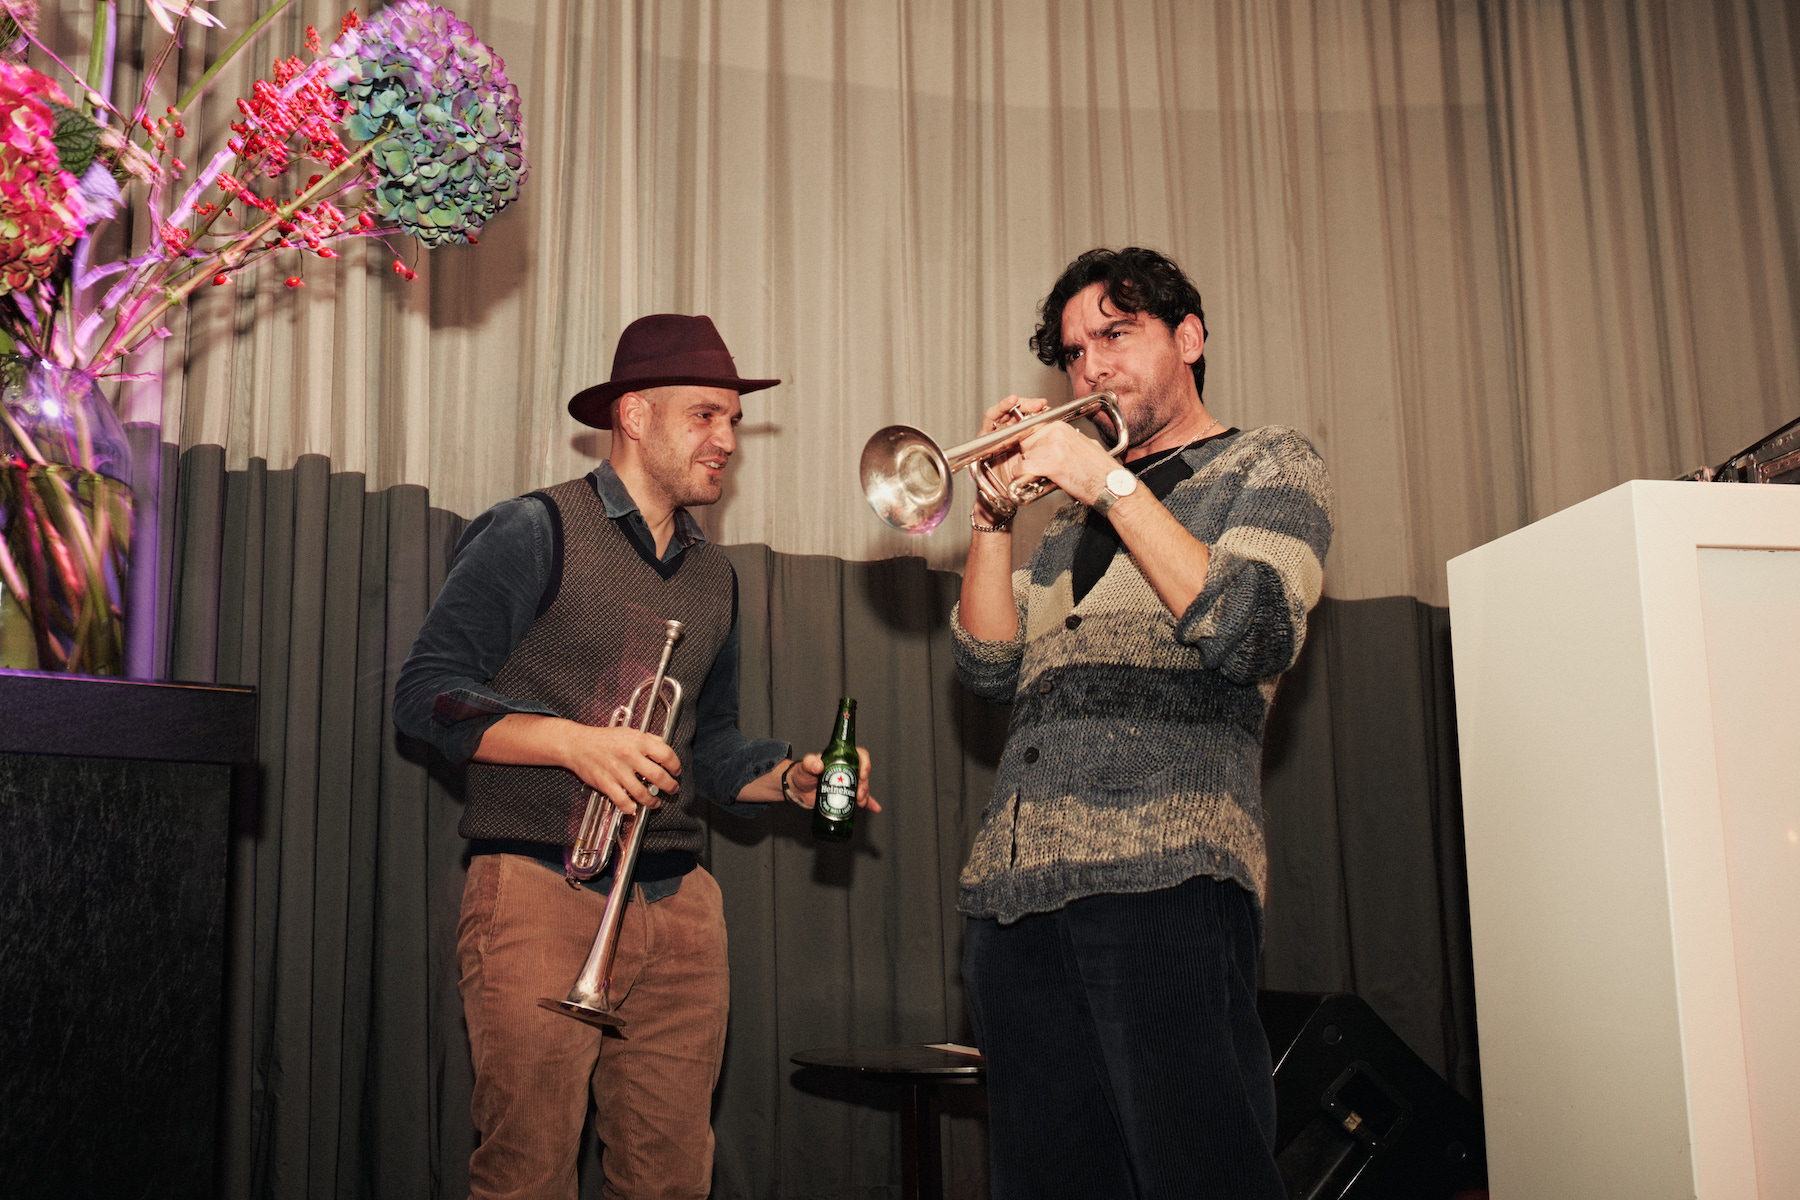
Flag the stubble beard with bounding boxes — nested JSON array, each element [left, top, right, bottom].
[[655, 453, 724, 509], [1118, 373, 1182, 448], [643, 427, 726, 509]]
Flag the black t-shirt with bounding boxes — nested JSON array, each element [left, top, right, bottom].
[[1071, 430, 1238, 605]]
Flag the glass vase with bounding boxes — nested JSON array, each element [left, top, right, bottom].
[[0, 362, 134, 675]]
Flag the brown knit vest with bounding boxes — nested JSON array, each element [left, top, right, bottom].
[[461, 477, 735, 856]]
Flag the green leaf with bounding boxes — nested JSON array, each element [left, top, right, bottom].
[[46, 102, 102, 180]]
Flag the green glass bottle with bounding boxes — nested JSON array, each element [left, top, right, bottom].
[[812, 698, 858, 842]]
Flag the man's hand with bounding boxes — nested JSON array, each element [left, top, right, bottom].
[[561, 724, 683, 815], [1012, 417, 1121, 508], [792, 747, 880, 811], [747, 748, 882, 812], [472, 713, 680, 816], [970, 396, 1046, 527]]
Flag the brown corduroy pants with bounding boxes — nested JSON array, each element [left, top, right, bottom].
[[457, 853, 731, 1200]]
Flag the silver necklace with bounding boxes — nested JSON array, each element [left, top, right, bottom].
[[1135, 417, 1223, 476]]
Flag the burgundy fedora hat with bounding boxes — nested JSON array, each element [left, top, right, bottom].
[[568, 314, 780, 430]]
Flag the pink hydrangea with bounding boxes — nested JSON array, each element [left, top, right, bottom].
[[0, 62, 86, 296]]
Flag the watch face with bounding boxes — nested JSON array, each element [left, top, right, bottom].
[[1106, 467, 1138, 496]]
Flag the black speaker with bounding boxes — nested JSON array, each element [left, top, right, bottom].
[[1257, 991, 1486, 1200]]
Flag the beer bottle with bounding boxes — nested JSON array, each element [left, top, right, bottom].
[[812, 698, 859, 842]]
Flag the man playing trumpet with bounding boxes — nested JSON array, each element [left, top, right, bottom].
[[395, 313, 876, 1200], [951, 248, 1333, 1199]]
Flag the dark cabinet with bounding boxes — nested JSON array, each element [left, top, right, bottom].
[[0, 670, 256, 1200]]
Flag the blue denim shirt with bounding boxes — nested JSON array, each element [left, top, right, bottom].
[[394, 462, 789, 897]]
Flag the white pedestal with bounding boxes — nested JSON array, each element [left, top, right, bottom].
[[1446, 480, 1800, 1200]]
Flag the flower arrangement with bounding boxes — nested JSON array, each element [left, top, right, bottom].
[[0, 0, 527, 674]]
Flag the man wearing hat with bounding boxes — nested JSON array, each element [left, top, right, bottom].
[[395, 314, 877, 1200]]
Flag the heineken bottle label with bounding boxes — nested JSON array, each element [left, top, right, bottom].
[[818, 764, 857, 820]]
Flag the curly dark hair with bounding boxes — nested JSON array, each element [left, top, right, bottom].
[[1029, 247, 1208, 398]]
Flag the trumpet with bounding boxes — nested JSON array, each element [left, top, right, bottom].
[[859, 391, 1129, 534], [539, 618, 684, 1029]]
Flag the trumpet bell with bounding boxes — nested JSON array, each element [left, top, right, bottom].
[[860, 425, 954, 534], [537, 995, 625, 1029]]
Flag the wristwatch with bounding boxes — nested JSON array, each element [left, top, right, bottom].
[[1091, 467, 1138, 515]]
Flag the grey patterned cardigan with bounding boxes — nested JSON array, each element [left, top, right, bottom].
[[950, 425, 1334, 926]]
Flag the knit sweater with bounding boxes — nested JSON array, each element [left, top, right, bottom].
[[950, 425, 1333, 926]]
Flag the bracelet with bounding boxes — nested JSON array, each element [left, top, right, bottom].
[[970, 517, 1012, 533], [780, 760, 804, 806]]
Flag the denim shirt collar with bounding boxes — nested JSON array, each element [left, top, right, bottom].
[[591, 460, 708, 562]]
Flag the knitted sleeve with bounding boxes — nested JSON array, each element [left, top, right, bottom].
[[949, 568, 1030, 703], [1176, 429, 1334, 683]]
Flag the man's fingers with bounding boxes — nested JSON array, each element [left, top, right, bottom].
[[1016, 420, 1108, 492], [581, 746, 677, 812], [636, 756, 680, 798], [614, 771, 656, 811], [855, 747, 881, 812], [983, 395, 1048, 434], [640, 734, 682, 776], [606, 768, 668, 813], [617, 731, 679, 796]]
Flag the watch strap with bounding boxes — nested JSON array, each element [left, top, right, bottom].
[[1093, 467, 1136, 515]]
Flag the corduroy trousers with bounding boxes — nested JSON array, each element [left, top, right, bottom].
[[963, 874, 1283, 1200], [457, 853, 730, 1200]]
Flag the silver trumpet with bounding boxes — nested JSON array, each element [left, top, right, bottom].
[[859, 391, 1128, 534], [538, 618, 684, 1029]]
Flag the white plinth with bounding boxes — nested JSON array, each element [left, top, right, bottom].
[[1446, 480, 1800, 1200]]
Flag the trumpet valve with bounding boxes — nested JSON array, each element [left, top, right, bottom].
[[968, 461, 1022, 521], [564, 793, 621, 883]]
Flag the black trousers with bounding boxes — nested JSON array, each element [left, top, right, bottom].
[[963, 875, 1283, 1200]]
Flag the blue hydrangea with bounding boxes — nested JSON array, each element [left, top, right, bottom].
[[325, 1, 527, 247]]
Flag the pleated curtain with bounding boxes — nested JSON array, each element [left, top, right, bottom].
[[40, 0, 1798, 600], [159, 449, 1472, 1198]]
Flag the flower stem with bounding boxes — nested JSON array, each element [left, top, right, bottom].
[[17, 18, 119, 116], [85, 2, 115, 116], [0, 404, 48, 465], [9, 478, 67, 669], [103, 136, 385, 363], [171, 0, 302, 117], [128, 21, 184, 141], [0, 518, 30, 611], [26, 469, 101, 612]]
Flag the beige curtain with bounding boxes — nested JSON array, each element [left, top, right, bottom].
[[44, 0, 1799, 604]]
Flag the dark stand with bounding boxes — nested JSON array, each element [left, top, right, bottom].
[[1259, 991, 1487, 1199], [791, 1044, 986, 1200], [0, 670, 257, 1200]]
